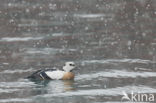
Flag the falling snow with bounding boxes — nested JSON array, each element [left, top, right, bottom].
[[0, 0, 155, 103]]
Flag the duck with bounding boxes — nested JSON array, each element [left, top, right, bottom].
[[27, 62, 76, 80]]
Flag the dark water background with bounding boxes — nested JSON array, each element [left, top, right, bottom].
[[0, 0, 156, 103]]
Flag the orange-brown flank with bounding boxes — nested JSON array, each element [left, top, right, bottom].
[[62, 72, 75, 80]]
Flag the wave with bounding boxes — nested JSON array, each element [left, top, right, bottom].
[[0, 80, 36, 89], [36, 85, 156, 97], [24, 47, 76, 55], [82, 59, 155, 64], [75, 70, 156, 80], [0, 85, 155, 103], [0, 37, 43, 42], [74, 14, 109, 18], [0, 68, 35, 74]]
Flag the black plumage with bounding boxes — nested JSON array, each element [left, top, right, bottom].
[[27, 69, 57, 80]]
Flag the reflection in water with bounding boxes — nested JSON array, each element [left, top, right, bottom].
[[46, 80, 75, 93], [30, 80, 76, 103], [30, 80, 75, 95], [45, 80, 75, 93]]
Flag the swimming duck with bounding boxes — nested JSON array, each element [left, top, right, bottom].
[[27, 62, 76, 80]]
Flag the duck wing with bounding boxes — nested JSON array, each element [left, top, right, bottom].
[[27, 68, 57, 80]]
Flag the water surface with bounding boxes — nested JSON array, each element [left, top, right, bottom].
[[0, 0, 156, 103]]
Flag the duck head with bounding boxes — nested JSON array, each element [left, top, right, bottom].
[[63, 62, 76, 72]]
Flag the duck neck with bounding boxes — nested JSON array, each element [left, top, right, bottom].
[[63, 66, 70, 72]]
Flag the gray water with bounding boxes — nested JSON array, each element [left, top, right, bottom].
[[0, 0, 156, 103]]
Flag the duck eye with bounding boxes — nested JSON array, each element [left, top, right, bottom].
[[69, 64, 75, 66]]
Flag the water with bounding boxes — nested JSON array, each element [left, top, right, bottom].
[[0, 0, 156, 103]]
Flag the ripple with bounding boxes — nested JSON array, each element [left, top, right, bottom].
[[0, 88, 22, 93], [82, 59, 155, 64], [74, 14, 107, 18], [51, 33, 72, 37], [0, 98, 32, 103], [0, 37, 43, 42], [36, 85, 156, 97], [0, 80, 36, 88], [25, 48, 77, 55], [0, 68, 35, 74], [75, 70, 156, 80], [0, 85, 155, 103]]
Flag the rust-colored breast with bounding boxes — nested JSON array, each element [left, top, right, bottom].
[[62, 72, 75, 80]]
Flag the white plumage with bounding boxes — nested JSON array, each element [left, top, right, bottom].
[[45, 70, 65, 80]]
